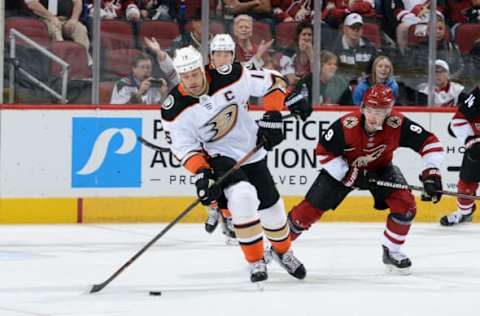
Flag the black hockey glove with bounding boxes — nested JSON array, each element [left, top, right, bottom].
[[419, 168, 442, 203], [195, 169, 221, 206], [257, 111, 284, 151], [342, 166, 372, 190], [285, 91, 312, 121], [465, 135, 480, 161]]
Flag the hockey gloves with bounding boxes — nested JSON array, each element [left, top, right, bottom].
[[195, 169, 221, 206], [342, 166, 372, 189], [465, 135, 480, 161], [257, 111, 285, 151], [420, 168, 443, 203], [285, 91, 312, 121]]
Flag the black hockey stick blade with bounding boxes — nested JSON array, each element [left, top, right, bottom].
[[137, 136, 171, 152]]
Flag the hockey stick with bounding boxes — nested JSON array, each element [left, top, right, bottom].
[[87, 113, 295, 294], [137, 136, 171, 153], [370, 179, 480, 201]]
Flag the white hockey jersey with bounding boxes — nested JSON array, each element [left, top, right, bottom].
[[161, 63, 286, 170]]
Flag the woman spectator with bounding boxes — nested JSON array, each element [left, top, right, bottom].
[[232, 14, 273, 69], [293, 50, 352, 105], [279, 22, 314, 90], [353, 55, 398, 105]]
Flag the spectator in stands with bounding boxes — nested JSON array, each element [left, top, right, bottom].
[[293, 50, 352, 105], [272, 0, 316, 23], [322, 0, 376, 28], [224, 0, 274, 23], [279, 22, 313, 90], [110, 37, 178, 104], [171, 9, 207, 52], [463, 0, 480, 22], [353, 55, 399, 105], [447, 0, 480, 25], [118, 0, 176, 21], [329, 13, 378, 79], [408, 15, 464, 79], [417, 59, 466, 106], [232, 14, 273, 69], [25, 0, 91, 64]]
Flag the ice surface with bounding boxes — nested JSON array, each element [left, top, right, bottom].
[[1, 223, 480, 316]]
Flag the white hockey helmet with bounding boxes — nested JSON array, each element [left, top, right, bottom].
[[210, 34, 236, 55], [173, 45, 203, 74]]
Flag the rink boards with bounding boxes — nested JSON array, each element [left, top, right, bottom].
[[0, 105, 470, 223]]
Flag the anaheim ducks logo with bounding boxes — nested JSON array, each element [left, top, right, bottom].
[[202, 104, 238, 142], [343, 116, 359, 129], [386, 116, 402, 128], [352, 144, 387, 167], [268, 73, 287, 94], [162, 95, 174, 110], [217, 64, 232, 75]]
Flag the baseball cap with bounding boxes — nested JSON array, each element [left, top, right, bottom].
[[344, 13, 364, 27], [435, 59, 449, 73]]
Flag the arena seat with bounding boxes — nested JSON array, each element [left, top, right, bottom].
[[252, 21, 273, 45], [48, 41, 91, 79], [275, 22, 298, 51], [104, 48, 142, 78], [139, 21, 180, 50], [455, 23, 480, 54], [100, 20, 135, 50], [5, 17, 49, 46], [184, 20, 225, 35], [363, 22, 381, 49]]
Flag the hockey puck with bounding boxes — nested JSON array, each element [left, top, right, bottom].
[[149, 291, 162, 296]]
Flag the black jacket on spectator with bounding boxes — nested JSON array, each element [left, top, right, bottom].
[[329, 35, 378, 81]]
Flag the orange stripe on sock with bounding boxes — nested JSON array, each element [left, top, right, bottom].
[[271, 238, 291, 255], [239, 238, 264, 263], [221, 208, 231, 217]]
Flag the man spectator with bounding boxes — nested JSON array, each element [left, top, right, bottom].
[[171, 8, 206, 52], [417, 59, 466, 107], [24, 0, 91, 64], [329, 13, 378, 79], [110, 37, 178, 104]]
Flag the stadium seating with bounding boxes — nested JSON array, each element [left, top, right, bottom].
[[100, 20, 135, 50], [363, 22, 381, 49], [455, 23, 480, 54], [104, 48, 143, 78], [139, 21, 180, 49], [184, 20, 226, 35], [275, 22, 298, 51], [48, 41, 91, 79], [5, 17, 49, 47]]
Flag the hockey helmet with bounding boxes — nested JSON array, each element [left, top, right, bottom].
[[210, 34, 236, 55], [173, 46, 203, 74], [362, 84, 394, 110]]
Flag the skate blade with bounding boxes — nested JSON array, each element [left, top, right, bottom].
[[385, 264, 411, 275], [225, 237, 239, 246]]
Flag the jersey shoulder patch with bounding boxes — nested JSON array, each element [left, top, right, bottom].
[[386, 115, 403, 129], [161, 85, 198, 122], [208, 62, 243, 94]]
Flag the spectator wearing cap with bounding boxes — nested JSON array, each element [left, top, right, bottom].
[[171, 9, 209, 52], [353, 55, 399, 105], [118, 1, 176, 21], [24, 0, 91, 63], [417, 59, 466, 107], [329, 12, 378, 80]]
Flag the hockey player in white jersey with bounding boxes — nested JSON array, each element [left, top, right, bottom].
[[203, 33, 238, 243], [161, 46, 310, 283]]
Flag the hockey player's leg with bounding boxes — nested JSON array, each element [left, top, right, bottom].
[[440, 179, 478, 226], [224, 181, 267, 283], [260, 199, 306, 279], [287, 170, 349, 240], [382, 190, 416, 275], [288, 199, 327, 240]]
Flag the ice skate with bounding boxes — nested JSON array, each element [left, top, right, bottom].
[[249, 259, 268, 283], [266, 246, 306, 279], [440, 206, 475, 226], [204, 206, 220, 233], [221, 216, 238, 245], [382, 246, 411, 275]]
